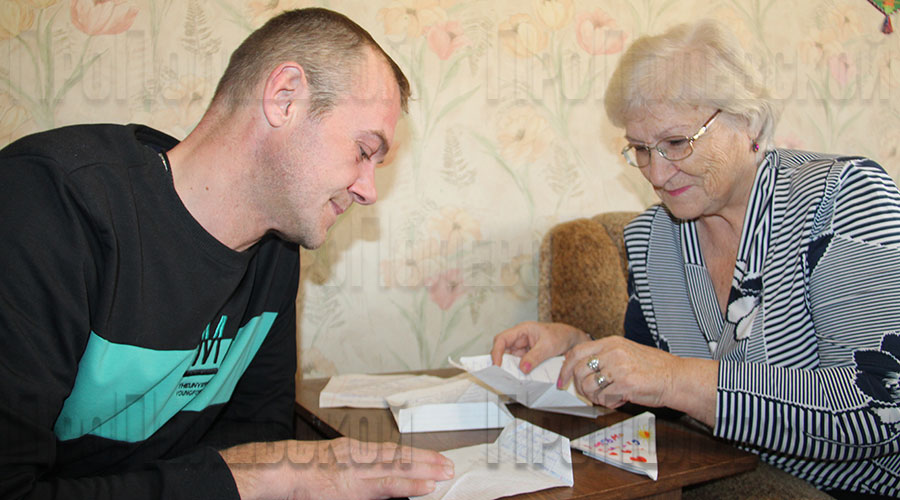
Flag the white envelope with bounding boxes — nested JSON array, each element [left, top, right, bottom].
[[451, 354, 607, 418], [386, 377, 514, 433], [571, 411, 658, 480], [413, 418, 574, 500]]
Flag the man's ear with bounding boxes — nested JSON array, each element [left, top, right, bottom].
[[261, 62, 310, 128]]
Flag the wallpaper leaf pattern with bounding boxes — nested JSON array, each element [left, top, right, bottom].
[[1, 0, 898, 380]]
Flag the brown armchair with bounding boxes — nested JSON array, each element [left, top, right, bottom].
[[537, 212, 833, 499], [538, 211, 636, 338]]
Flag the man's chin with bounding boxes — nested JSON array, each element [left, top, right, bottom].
[[298, 234, 327, 250], [270, 228, 327, 250]]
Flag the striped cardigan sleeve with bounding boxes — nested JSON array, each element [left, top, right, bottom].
[[715, 158, 900, 466]]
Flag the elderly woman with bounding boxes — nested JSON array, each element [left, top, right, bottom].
[[492, 20, 900, 498]]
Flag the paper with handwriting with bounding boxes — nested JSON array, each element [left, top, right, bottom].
[[571, 411, 658, 480]]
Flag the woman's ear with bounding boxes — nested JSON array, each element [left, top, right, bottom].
[[732, 113, 760, 144]]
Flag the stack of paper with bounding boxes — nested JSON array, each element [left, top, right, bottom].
[[319, 373, 447, 408], [451, 354, 607, 418], [414, 419, 574, 500], [319, 373, 514, 433], [571, 411, 658, 480], [385, 377, 513, 433]]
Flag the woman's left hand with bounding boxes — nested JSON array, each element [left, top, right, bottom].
[[558, 336, 718, 426]]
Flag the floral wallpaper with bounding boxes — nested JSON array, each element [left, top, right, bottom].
[[2, 1, 899, 385]]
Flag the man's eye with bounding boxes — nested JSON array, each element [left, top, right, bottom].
[[359, 146, 371, 161], [666, 138, 688, 147]]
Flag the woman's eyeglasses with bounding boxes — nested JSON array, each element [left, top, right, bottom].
[[621, 110, 721, 168]]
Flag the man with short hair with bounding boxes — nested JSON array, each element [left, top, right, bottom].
[[0, 8, 453, 500]]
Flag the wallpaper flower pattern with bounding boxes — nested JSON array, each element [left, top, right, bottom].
[[1, 1, 899, 385]]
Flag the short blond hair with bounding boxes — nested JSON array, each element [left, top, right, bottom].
[[604, 20, 778, 148], [213, 8, 410, 118]]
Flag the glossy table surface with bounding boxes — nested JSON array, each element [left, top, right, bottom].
[[294, 368, 757, 500]]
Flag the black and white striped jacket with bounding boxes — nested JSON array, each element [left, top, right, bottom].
[[624, 149, 900, 496]]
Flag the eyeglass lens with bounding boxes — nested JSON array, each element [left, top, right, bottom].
[[627, 137, 694, 167]]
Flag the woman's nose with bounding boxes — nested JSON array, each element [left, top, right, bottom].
[[644, 150, 677, 187]]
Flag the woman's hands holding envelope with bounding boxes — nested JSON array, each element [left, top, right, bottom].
[[492, 321, 718, 427]]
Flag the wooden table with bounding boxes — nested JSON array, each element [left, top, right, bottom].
[[294, 369, 757, 500]]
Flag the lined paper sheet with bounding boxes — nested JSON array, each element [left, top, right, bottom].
[[413, 419, 574, 500]]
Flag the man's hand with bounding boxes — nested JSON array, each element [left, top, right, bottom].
[[220, 437, 454, 500], [490, 321, 590, 373]]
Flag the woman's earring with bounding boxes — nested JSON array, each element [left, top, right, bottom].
[[752, 141, 760, 152]]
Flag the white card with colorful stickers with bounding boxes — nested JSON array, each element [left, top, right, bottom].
[[570, 411, 658, 480]]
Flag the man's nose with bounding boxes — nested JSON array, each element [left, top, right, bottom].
[[349, 163, 377, 205]]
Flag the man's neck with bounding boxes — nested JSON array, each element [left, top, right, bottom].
[[166, 109, 267, 252]]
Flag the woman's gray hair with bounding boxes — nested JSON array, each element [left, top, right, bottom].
[[604, 20, 779, 149]]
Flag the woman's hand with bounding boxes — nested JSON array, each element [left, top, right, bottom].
[[490, 321, 591, 373], [558, 336, 718, 426]]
